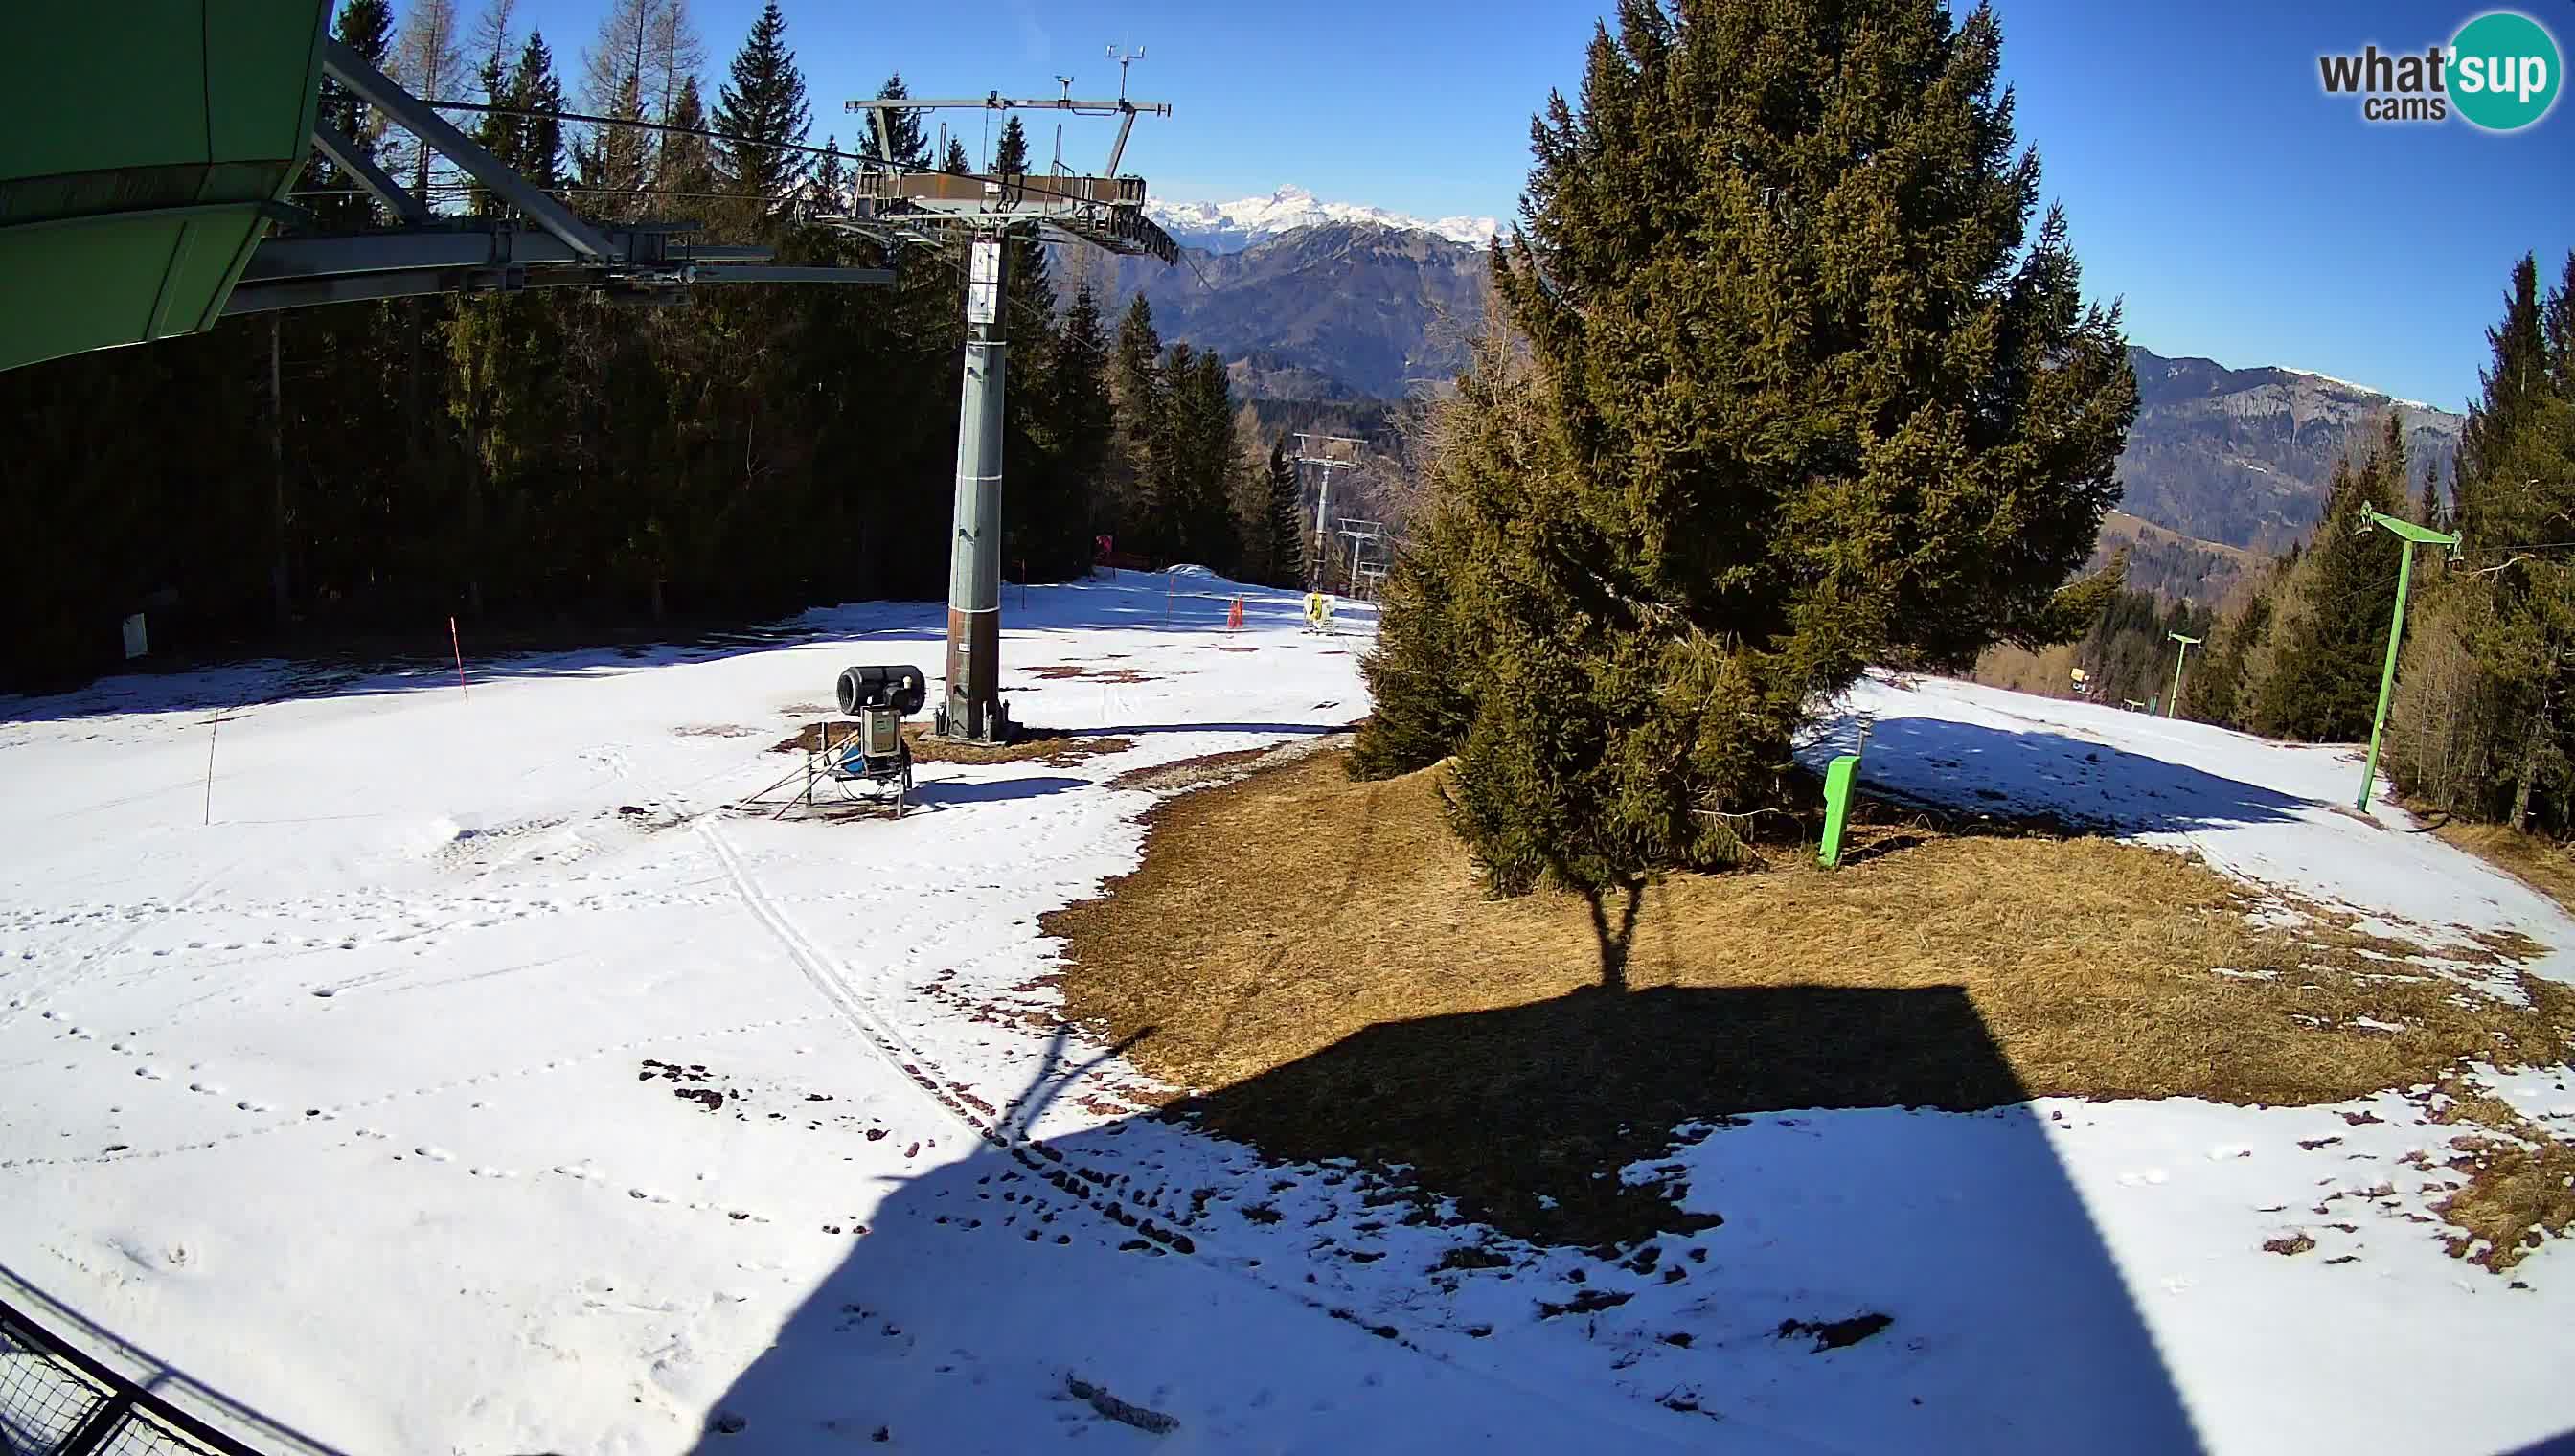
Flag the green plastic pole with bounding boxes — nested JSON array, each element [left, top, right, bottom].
[[2165, 633, 2200, 719], [1819, 754, 1861, 868], [2356, 542, 2415, 813]]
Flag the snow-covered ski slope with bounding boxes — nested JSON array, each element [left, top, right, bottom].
[[0, 574, 2569, 1455]]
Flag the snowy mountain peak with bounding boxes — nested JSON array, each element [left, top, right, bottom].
[[2275, 367, 2439, 416], [1145, 184, 1499, 254]]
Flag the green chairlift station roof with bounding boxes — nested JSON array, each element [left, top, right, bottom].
[[0, 5, 330, 373]]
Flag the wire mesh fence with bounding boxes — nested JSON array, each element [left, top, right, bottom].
[[0, 1298, 262, 1456]]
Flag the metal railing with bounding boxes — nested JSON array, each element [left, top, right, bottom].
[[0, 1295, 269, 1456]]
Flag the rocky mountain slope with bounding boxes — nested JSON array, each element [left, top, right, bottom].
[[2116, 350, 2461, 553], [1081, 207, 2464, 557], [1079, 221, 1486, 400]]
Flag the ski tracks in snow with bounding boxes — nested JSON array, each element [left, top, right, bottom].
[[693, 804, 1788, 1456]]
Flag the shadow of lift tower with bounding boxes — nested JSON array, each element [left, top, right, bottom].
[[832, 56, 1180, 744]]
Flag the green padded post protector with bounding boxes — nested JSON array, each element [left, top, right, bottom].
[[1818, 752, 1860, 869], [0, 4, 331, 373]]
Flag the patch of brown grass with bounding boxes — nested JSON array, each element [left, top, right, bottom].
[[2421, 1078, 2575, 1272], [2432, 819, 2575, 919], [1049, 748, 2575, 1249], [768, 720, 1130, 767]]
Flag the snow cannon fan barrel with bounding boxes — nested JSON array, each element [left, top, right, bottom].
[[836, 665, 927, 717]]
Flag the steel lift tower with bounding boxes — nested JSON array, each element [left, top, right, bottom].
[[835, 62, 1178, 743], [1291, 434, 1365, 589]]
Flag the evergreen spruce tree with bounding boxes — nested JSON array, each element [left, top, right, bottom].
[[811, 135, 847, 214], [2458, 257, 2551, 540], [1265, 436, 1309, 586], [1150, 341, 1197, 558], [1350, 324, 1558, 782], [1026, 280, 1117, 579], [943, 138, 972, 175], [656, 76, 718, 201], [469, 69, 516, 205], [989, 117, 1055, 308], [712, 0, 810, 224], [1109, 296, 1166, 557], [2443, 252, 2575, 828], [514, 31, 567, 193], [1179, 349, 1242, 570], [861, 75, 929, 171], [575, 62, 651, 216], [302, 0, 398, 231], [2245, 426, 2407, 741], [2191, 587, 2273, 729], [1356, 0, 2136, 893]]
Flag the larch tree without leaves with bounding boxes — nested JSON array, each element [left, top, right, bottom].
[[1354, 0, 2137, 895]]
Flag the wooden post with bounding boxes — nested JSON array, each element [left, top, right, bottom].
[[449, 616, 470, 700]]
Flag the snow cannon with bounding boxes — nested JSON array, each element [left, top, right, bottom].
[[836, 665, 927, 717], [823, 666, 925, 819]]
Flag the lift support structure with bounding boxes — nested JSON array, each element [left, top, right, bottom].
[[831, 65, 1179, 743]]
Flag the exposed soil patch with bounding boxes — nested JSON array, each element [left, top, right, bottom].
[[1538, 1288, 1632, 1319], [767, 720, 1130, 767], [1027, 664, 1159, 684], [2264, 1233, 2316, 1257], [671, 723, 764, 739], [1050, 746, 2575, 1252], [1777, 1313, 1894, 1351]]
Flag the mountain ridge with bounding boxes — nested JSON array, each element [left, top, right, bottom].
[[1145, 184, 1500, 254], [1076, 219, 2463, 557]]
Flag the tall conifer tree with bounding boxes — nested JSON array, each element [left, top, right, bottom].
[[1356, 0, 2136, 892], [712, 0, 810, 222]]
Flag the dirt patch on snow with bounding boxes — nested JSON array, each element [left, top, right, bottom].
[[1777, 1313, 1894, 1351], [1027, 664, 1159, 684], [768, 720, 1130, 767], [1049, 745, 2575, 1251]]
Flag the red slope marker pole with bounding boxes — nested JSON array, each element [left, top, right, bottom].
[[449, 616, 470, 701]]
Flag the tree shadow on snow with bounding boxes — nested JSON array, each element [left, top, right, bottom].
[[1806, 715, 2314, 836], [699, 988, 2222, 1452]]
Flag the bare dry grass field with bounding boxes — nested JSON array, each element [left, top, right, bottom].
[[1049, 748, 2575, 1251]]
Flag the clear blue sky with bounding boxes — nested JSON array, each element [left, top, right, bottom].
[[501, 0, 2572, 410]]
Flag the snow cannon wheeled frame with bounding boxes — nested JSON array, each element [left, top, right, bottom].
[[830, 665, 925, 817]]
